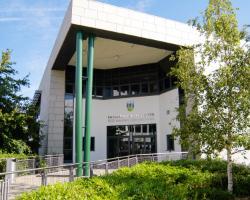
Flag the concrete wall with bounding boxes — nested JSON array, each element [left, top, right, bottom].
[[71, 88, 180, 161], [71, 0, 200, 47], [39, 70, 65, 155]]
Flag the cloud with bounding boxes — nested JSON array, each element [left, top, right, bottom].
[[0, 0, 66, 28], [0, 0, 68, 98], [0, 17, 24, 22]]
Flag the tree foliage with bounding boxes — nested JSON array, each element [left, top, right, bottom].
[[170, 0, 250, 192], [0, 50, 41, 154]]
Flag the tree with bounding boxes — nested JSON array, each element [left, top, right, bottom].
[[0, 50, 41, 154], [170, 0, 250, 193]]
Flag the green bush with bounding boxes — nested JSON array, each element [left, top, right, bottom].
[[18, 162, 235, 200], [162, 159, 250, 197]]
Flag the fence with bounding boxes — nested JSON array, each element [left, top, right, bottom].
[[0, 152, 187, 200], [15, 154, 64, 172]]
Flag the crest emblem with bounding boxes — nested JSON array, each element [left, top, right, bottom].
[[127, 100, 134, 112]]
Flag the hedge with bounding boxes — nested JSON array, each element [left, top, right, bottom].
[[18, 162, 235, 200], [162, 159, 250, 197]]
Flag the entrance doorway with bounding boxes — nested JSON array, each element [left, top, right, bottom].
[[107, 124, 156, 158]]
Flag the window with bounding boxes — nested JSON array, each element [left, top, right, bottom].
[[66, 84, 73, 94], [65, 63, 177, 100], [166, 135, 174, 151], [113, 86, 120, 97], [149, 81, 158, 93], [164, 77, 171, 89], [141, 83, 149, 94], [96, 87, 103, 97], [83, 137, 95, 151], [135, 125, 141, 133], [104, 87, 112, 98], [131, 84, 140, 95], [120, 85, 129, 96], [149, 124, 156, 134]]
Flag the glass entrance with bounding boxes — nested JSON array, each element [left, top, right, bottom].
[[107, 124, 156, 158]]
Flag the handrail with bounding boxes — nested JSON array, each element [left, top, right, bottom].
[[0, 152, 188, 176], [0, 163, 78, 176]]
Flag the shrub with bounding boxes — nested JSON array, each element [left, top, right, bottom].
[[18, 162, 233, 200], [163, 159, 250, 197]]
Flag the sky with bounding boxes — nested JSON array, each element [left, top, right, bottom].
[[0, 0, 249, 98]]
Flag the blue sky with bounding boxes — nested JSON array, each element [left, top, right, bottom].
[[0, 0, 249, 98]]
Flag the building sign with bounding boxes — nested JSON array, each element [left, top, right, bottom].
[[107, 113, 155, 124]]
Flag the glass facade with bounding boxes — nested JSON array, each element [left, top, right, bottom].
[[63, 56, 176, 161], [63, 94, 74, 162], [107, 124, 157, 158], [65, 58, 177, 99]]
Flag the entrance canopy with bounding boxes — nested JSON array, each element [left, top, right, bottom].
[[68, 37, 173, 69], [49, 0, 198, 71]]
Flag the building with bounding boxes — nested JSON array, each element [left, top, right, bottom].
[[36, 0, 200, 163]]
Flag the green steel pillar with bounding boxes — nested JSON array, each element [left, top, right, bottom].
[[75, 31, 83, 177], [84, 34, 95, 176]]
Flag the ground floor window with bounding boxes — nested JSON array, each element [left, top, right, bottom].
[[107, 124, 157, 158], [166, 135, 175, 151]]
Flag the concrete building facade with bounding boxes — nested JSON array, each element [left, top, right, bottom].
[[37, 0, 200, 163]]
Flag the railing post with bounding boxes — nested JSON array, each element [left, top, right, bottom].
[[135, 155, 138, 165], [117, 158, 120, 169], [127, 156, 130, 167], [69, 166, 74, 182], [6, 158, 16, 184], [6, 179, 9, 200], [105, 162, 108, 175], [41, 169, 47, 186], [151, 154, 154, 162]]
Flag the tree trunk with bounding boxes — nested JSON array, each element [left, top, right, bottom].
[[227, 148, 233, 193]]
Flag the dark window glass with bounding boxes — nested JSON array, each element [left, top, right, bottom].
[[64, 150, 72, 163], [96, 87, 103, 97], [64, 138, 72, 149], [113, 86, 120, 96], [142, 124, 147, 133], [167, 135, 175, 151], [141, 83, 149, 94], [91, 137, 95, 151], [65, 64, 177, 99], [131, 84, 140, 95], [82, 84, 86, 96], [129, 126, 134, 133], [159, 80, 164, 91], [120, 85, 129, 96], [83, 137, 95, 151], [149, 82, 158, 93], [164, 77, 171, 89], [104, 87, 112, 97], [66, 84, 73, 94], [107, 126, 117, 136], [149, 124, 156, 134], [135, 125, 141, 133]]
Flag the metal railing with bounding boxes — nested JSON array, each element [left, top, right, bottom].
[[0, 152, 187, 200], [15, 154, 64, 172]]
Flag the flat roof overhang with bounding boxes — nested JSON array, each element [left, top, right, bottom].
[[52, 24, 180, 70]]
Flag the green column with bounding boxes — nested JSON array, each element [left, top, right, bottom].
[[75, 31, 83, 177], [84, 34, 95, 176]]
